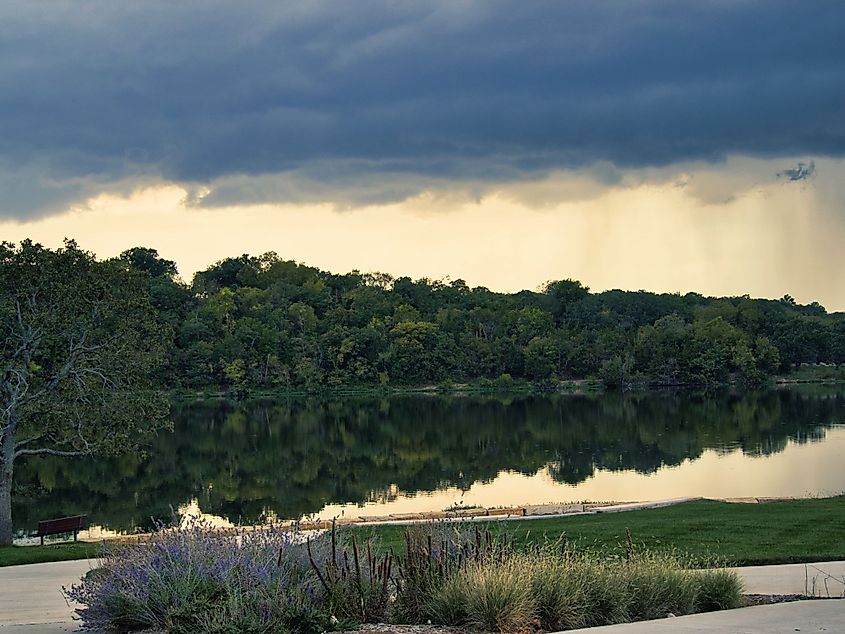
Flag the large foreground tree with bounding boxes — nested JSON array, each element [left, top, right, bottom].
[[0, 240, 169, 544]]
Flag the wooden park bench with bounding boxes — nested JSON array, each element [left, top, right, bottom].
[[36, 515, 89, 545]]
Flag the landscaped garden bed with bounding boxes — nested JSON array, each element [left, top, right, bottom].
[[65, 520, 742, 633]]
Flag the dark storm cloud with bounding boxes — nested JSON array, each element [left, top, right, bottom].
[[1, 0, 844, 217], [778, 161, 816, 182]]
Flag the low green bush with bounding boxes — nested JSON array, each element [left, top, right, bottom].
[[575, 558, 630, 626], [620, 554, 699, 621], [695, 569, 745, 611], [530, 555, 590, 630], [463, 558, 536, 631], [427, 570, 469, 625]]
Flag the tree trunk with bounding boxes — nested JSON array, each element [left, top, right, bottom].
[[0, 437, 13, 545]]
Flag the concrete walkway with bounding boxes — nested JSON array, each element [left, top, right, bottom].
[[563, 599, 845, 633], [732, 560, 845, 597], [0, 560, 95, 632], [1, 559, 843, 632]]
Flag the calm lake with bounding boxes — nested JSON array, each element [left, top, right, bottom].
[[12, 386, 845, 536]]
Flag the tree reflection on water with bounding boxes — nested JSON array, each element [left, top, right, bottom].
[[12, 386, 845, 533]]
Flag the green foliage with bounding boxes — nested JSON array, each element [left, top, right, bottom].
[[132, 250, 845, 393], [426, 570, 469, 625], [598, 353, 636, 387], [305, 523, 392, 623], [695, 569, 745, 611], [530, 554, 591, 630], [494, 373, 514, 388], [0, 240, 170, 544], [619, 553, 700, 621], [459, 558, 536, 631], [118, 247, 178, 279], [523, 337, 558, 380], [6, 243, 844, 403], [1, 240, 169, 453]]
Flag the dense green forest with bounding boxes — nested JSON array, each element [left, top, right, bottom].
[[119, 247, 844, 390]]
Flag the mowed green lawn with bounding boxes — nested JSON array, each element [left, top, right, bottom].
[[368, 496, 845, 566], [0, 540, 100, 567], [2, 496, 843, 567]]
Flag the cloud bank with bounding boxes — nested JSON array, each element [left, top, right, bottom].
[[1, 1, 843, 217]]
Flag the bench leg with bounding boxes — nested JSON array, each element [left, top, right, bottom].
[[73, 529, 78, 542], [40, 535, 44, 546]]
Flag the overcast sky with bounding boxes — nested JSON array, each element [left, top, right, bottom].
[[3, 1, 845, 307]]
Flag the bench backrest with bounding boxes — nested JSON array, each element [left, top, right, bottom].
[[37, 515, 89, 536]]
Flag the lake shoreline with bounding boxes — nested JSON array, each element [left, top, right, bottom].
[[171, 373, 845, 402], [4, 495, 845, 568]]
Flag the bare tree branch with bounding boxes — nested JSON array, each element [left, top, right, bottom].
[[15, 447, 86, 459], [14, 435, 45, 449]]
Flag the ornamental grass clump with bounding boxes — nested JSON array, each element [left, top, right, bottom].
[[421, 534, 744, 632], [695, 568, 745, 611], [618, 552, 700, 622], [461, 556, 536, 631], [529, 552, 593, 630], [393, 523, 505, 623], [65, 519, 339, 634]]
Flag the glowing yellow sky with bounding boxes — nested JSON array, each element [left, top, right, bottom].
[[3, 158, 844, 309]]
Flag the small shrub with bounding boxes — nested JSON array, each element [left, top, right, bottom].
[[529, 555, 590, 630], [428, 570, 469, 625], [428, 558, 536, 632], [393, 523, 502, 623], [65, 520, 333, 633], [463, 557, 536, 632], [475, 377, 495, 389], [695, 569, 744, 612], [575, 559, 630, 626], [620, 555, 699, 621], [493, 373, 514, 389], [306, 523, 392, 623]]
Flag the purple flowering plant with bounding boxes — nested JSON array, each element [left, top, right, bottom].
[[64, 518, 339, 633]]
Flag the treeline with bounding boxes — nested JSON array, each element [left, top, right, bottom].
[[118, 247, 845, 390]]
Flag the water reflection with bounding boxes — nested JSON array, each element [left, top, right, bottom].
[[12, 386, 845, 534]]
